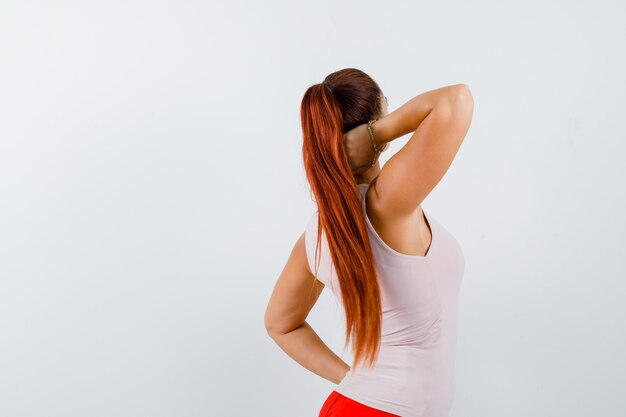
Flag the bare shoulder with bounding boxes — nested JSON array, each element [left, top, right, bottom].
[[366, 176, 432, 257]]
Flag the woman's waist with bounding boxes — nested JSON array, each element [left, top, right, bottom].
[[342, 346, 453, 386], [335, 352, 455, 417]]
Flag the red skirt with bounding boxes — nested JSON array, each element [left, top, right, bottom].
[[318, 390, 400, 417]]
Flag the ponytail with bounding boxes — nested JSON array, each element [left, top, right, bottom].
[[301, 77, 383, 374]]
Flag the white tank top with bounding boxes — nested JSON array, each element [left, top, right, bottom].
[[304, 183, 465, 417]]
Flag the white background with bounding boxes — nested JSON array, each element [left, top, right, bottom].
[[1, 1, 624, 416]]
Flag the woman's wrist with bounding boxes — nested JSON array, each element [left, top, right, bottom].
[[372, 115, 393, 148], [336, 365, 350, 384]]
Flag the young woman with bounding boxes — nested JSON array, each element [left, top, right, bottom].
[[265, 68, 474, 417]]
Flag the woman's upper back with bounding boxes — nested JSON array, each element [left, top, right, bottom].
[[360, 176, 434, 259], [304, 182, 465, 307]]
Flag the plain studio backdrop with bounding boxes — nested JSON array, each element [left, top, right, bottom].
[[1, 1, 624, 416]]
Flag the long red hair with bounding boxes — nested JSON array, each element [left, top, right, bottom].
[[301, 68, 385, 375]]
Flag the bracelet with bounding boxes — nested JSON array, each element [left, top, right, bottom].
[[367, 119, 382, 167]]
